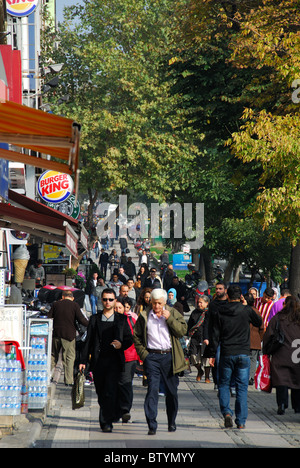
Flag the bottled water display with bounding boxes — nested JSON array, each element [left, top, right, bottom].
[[0, 345, 22, 415], [27, 337, 48, 409]]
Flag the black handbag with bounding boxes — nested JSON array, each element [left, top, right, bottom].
[[72, 370, 85, 409], [263, 317, 285, 355]]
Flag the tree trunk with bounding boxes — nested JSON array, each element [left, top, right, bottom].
[[289, 242, 300, 298], [192, 251, 200, 270], [198, 252, 205, 279], [233, 264, 242, 283], [86, 188, 98, 246], [224, 256, 235, 284], [201, 248, 214, 283]]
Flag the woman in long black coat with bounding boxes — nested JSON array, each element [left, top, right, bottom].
[[187, 295, 210, 382], [263, 296, 300, 414]]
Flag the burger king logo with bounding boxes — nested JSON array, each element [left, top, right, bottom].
[[6, 0, 39, 18], [37, 171, 74, 204]]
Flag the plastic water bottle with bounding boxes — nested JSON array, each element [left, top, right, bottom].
[[0, 351, 21, 415], [27, 336, 48, 409], [21, 382, 28, 414]]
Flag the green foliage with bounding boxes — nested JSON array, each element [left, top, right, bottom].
[[41, 0, 200, 206], [211, 217, 290, 276], [40, 0, 297, 282], [167, 0, 295, 277]]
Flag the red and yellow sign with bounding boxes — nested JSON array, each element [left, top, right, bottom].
[[6, 0, 39, 18], [37, 170, 74, 204]]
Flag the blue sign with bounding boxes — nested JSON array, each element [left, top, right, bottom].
[[173, 253, 192, 270], [0, 143, 9, 200]]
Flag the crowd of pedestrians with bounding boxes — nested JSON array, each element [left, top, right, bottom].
[[198, 280, 300, 428], [48, 242, 300, 435]]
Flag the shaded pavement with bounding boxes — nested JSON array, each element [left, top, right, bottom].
[[18, 369, 300, 449]]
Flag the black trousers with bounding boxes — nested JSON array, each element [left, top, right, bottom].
[[100, 264, 108, 279], [116, 360, 138, 419], [143, 352, 179, 431], [276, 386, 300, 412], [93, 354, 121, 428]]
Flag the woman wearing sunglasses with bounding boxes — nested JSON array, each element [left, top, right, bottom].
[[79, 288, 133, 433]]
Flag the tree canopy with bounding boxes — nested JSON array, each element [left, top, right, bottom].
[[41, 0, 200, 206], [41, 0, 299, 288]]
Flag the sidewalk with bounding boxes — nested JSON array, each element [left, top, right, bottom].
[[2, 367, 299, 448]]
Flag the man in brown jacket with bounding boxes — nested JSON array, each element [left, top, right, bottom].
[[48, 290, 89, 385]]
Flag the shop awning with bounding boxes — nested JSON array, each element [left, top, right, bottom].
[[8, 189, 79, 229], [0, 100, 81, 197], [0, 190, 89, 257]]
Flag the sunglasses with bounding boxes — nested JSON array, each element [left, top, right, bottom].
[[102, 298, 115, 302]]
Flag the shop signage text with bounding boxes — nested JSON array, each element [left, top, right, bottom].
[[37, 170, 74, 204]]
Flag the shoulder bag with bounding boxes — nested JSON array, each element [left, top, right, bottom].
[[263, 316, 285, 355]]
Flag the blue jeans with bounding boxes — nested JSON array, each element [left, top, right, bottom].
[[218, 354, 250, 426], [90, 294, 98, 315], [215, 345, 235, 388]]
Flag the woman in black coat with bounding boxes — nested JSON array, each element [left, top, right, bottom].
[[263, 296, 300, 414], [187, 295, 210, 382]]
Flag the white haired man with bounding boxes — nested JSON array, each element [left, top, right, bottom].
[[133, 288, 187, 435]]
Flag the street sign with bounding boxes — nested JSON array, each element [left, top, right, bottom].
[[46, 194, 80, 220], [6, 0, 39, 17], [37, 170, 74, 204]]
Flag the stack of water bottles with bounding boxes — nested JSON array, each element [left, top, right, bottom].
[[0, 345, 22, 415], [27, 337, 48, 409]]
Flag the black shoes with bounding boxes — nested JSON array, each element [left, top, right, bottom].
[[224, 414, 233, 428], [122, 413, 131, 423], [148, 425, 176, 435], [148, 428, 156, 435], [102, 424, 113, 433]]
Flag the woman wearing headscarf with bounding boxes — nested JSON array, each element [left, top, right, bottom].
[[167, 288, 184, 315]]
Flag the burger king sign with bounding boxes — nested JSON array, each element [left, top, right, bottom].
[[6, 0, 39, 17], [6, 0, 39, 18], [37, 170, 74, 204]]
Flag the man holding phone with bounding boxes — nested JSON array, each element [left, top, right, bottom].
[[133, 288, 187, 435]]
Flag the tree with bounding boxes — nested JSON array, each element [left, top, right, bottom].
[[165, 0, 263, 277], [168, 0, 300, 289], [226, 0, 300, 294], [41, 0, 200, 236], [212, 217, 290, 285]]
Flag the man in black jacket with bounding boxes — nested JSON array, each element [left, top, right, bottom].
[[79, 288, 133, 432], [144, 268, 162, 289], [209, 285, 262, 429], [204, 281, 228, 389], [99, 249, 109, 279]]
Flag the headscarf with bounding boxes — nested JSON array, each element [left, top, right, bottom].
[[167, 288, 177, 306]]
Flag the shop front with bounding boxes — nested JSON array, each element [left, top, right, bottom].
[[0, 100, 86, 422]]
